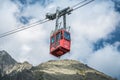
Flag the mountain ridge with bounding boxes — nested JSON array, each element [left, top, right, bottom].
[[0, 50, 116, 80], [0, 50, 17, 76]]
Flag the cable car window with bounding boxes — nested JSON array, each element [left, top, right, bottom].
[[56, 32, 61, 41], [51, 37, 55, 44], [64, 32, 70, 40]]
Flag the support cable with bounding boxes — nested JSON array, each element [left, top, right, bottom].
[[71, 0, 87, 9], [0, 19, 49, 38], [72, 0, 95, 11], [0, 0, 95, 39]]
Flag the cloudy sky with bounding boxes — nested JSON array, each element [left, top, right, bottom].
[[0, 0, 120, 79]]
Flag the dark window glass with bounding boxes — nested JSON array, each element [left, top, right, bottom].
[[64, 32, 70, 40], [51, 37, 55, 44], [56, 32, 61, 41]]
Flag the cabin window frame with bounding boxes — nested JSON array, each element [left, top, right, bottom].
[[64, 31, 70, 41], [56, 32, 61, 42], [51, 36, 55, 44]]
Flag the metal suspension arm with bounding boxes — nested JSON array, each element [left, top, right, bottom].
[[63, 14, 66, 29], [55, 7, 60, 31], [46, 7, 72, 20]]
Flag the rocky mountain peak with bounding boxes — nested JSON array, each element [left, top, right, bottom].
[[0, 51, 116, 80], [0, 50, 10, 57], [6, 61, 32, 75], [0, 50, 16, 64], [34, 59, 115, 80], [0, 50, 17, 76]]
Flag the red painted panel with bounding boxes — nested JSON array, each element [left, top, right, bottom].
[[50, 29, 71, 57]]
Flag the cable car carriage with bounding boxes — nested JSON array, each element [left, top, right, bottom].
[[46, 7, 72, 57], [50, 29, 71, 57]]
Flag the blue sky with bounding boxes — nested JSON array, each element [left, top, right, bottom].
[[93, 0, 120, 51], [0, 0, 120, 79]]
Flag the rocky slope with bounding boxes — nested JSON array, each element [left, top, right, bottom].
[[0, 50, 116, 80], [0, 50, 17, 76], [31, 60, 115, 80]]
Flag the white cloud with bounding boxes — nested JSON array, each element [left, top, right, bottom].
[[69, 0, 120, 42], [87, 43, 120, 79], [21, 45, 31, 53], [0, 0, 18, 33]]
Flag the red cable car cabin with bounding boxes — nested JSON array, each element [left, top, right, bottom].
[[50, 29, 71, 57]]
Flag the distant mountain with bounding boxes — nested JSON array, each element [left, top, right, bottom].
[[0, 50, 17, 76], [0, 50, 116, 80], [30, 60, 115, 80]]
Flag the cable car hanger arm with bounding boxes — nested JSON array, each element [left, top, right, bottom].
[[46, 0, 95, 20]]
